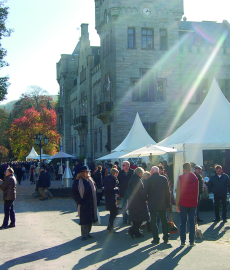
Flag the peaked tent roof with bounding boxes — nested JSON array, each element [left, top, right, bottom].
[[113, 112, 156, 152], [50, 151, 75, 159], [158, 78, 230, 147], [97, 113, 156, 160], [26, 147, 39, 160]]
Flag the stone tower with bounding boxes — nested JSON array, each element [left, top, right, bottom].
[[93, 0, 184, 154]]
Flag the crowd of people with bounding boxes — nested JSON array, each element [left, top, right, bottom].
[[71, 160, 230, 246], [0, 159, 229, 247]]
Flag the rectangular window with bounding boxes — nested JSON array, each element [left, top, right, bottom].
[[107, 125, 111, 151], [74, 135, 77, 153], [110, 30, 113, 52], [142, 28, 154, 49], [139, 70, 155, 101], [99, 128, 102, 152], [160, 29, 167, 50], [71, 109, 73, 124], [157, 79, 167, 101], [196, 79, 209, 103], [103, 38, 106, 59], [218, 79, 230, 102], [106, 34, 109, 56], [71, 136, 73, 153], [80, 66, 86, 83], [94, 93, 97, 114], [59, 115, 63, 126], [128, 28, 135, 49], [143, 123, 157, 141], [94, 129, 97, 152], [104, 74, 111, 102], [131, 78, 139, 101]]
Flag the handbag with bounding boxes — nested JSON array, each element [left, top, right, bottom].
[[167, 209, 179, 234]]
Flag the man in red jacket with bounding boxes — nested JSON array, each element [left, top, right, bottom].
[[176, 162, 198, 246]]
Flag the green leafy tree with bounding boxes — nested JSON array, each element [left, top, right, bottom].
[[0, 108, 12, 161], [0, 2, 13, 101], [11, 85, 54, 119]]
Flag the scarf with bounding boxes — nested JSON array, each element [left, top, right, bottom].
[[78, 176, 98, 221]]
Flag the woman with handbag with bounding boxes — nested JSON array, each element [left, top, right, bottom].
[[72, 166, 98, 240], [104, 168, 119, 234]]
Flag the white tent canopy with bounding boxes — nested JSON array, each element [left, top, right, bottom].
[[120, 144, 183, 159], [97, 112, 156, 160], [33, 154, 51, 160], [158, 78, 230, 187], [26, 147, 39, 161], [97, 151, 128, 161]]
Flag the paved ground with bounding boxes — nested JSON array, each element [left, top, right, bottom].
[[0, 179, 230, 270]]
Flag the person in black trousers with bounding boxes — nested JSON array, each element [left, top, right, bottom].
[[0, 167, 17, 229], [93, 165, 103, 206], [16, 164, 23, 185], [128, 167, 149, 238], [104, 168, 119, 234], [209, 165, 230, 222], [145, 166, 170, 244]]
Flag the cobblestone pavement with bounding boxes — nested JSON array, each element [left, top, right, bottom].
[[0, 179, 230, 270]]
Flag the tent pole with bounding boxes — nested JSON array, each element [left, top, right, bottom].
[[61, 159, 63, 188], [150, 153, 153, 165]]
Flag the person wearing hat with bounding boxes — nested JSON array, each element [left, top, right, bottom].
[[194, 165, 204, 222], [72, 166, 98, 240]]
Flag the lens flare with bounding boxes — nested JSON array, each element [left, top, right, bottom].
[[167, 30, 229, 137]]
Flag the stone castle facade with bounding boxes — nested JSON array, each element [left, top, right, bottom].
[[56, 0, 230, 161]]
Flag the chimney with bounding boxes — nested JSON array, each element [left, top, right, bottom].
[[81, 23, 89, 36]]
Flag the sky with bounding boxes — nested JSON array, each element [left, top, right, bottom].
[[0, 0, 230, 104]]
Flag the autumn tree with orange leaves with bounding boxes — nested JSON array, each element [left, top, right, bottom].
[[9, 107, 60, 160]]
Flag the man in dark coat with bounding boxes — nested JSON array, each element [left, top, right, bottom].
[[45, 167, 53, 199], [104, 168, 119, 233], [145, 166, 170, 244], [0, 163, 5, 180], [0, 167, 17, 229], [118, 161, 134, 224], [128, 167, 149, 238], [209, 164, 230, 223], [92, 166, 103, 206], [15, 164, 23, 185], [37, 165, 48, 201], [73, 161, 81, 179]]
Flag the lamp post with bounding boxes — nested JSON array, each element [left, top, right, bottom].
[[34, 132, 49, 161], [33, 132, 49, 197]]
